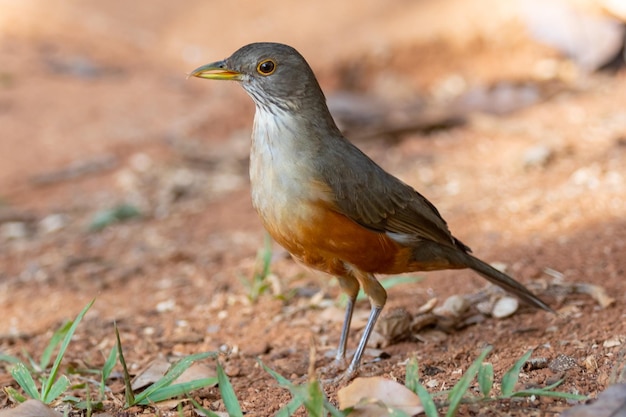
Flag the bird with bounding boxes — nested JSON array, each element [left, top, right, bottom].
[[190, 42, 552, 378]]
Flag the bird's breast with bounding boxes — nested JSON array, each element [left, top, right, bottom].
[[249, 107, 329, 226], [248, 108, 408, 275]]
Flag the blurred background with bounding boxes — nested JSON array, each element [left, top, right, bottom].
[[2, 0, 625, 196]]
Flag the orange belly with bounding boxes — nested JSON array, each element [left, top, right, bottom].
[[258, 200, 414, 276]]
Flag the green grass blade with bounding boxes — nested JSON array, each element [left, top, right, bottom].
[[405, 357, 420, 394], [0, 353, 22, 364], [100, 344, 118, 399], [446, 346, 492, 417], [135, 377, 218, 405], [324, 398, 347, 417], [115, 322, 135, 407], [302, 379, 324, 417], [5, 387, 28, 403], [415, 384, 439, 417], [477, 363, 493, 398], [133, 352, 217, 405], [11, 362, 40, 400], [259, 232, 272, 280], [511, 389, 587, 400], [510, 378, 586, 400], [44, 375, 70, 404], [275, 396, 305, 417], [41, 298, 95, 402], [40, 321, 72, 371], [188, 395, 224, 417], [216, 361, 243, 417], [500, 350, 532, 398], [260, 361, 292, 388]]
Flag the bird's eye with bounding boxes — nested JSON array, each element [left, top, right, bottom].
[[257, 59, 276, 75]]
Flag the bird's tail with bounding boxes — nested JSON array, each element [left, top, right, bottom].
[[459, 252, 554, 313]]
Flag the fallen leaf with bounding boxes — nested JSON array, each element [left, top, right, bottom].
[[338, 376, 423, 416], [131, 358, 171, 391], [574, 283, 615, 308], [174, 362, 217, 385], [434, 295, 469, 318], [603, 335, 624, 348], [561, 383, 626, 417], [416, 298, 438, 315], [0, 400, 62, 417]]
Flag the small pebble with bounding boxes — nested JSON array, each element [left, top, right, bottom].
[[2, 221, 28, 240], [523, 145, 554, 168], [39, 214, 67, 234], [603, 335, 624, 348], [155, 299, 176, 313], [492, 296, 519, 319], [549, 354, 578, 372]]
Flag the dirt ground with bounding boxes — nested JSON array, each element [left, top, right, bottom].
[[1, 1, 625, 416]]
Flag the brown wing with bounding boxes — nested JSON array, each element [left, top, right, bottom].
[[316, 136, 469, 251]]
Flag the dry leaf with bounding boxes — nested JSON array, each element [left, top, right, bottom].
[[434, 295, 469, 318], [338, 376, 423, 416], [561, 383, 626, 417], [0, 400, 62, 417], [574, 283, 615, 308], [174, 362, 217, 385], [153, 398, 190, 411], [416, 298, 438, 315], [603, 335, 624, 348], [131, 358, 170, 390]]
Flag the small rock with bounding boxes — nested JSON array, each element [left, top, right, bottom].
[[603, 335, 624, 348], [492, 296, 519, 319], [245, 340, 270, 357], [224, 364, 241, 377], [1, 221, 29, 240], [549, 354, 578, 372], [39, 213, 68, 234], [523, 145, 554, 169], [156, 299, 176, 313]]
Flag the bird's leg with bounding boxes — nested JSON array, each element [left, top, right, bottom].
[[335, 274, 360, 366], [346, 271, 387, 376]]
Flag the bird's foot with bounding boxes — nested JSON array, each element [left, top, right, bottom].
[[318, 357, 359, 386]]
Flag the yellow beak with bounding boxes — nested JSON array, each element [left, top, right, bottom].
[[189, 60, 242, 81]]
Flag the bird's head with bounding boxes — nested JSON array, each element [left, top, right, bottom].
[[190, 42, 328, 114]]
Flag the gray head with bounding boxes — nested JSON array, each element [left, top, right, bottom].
[[191, 42, 328, 114]]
